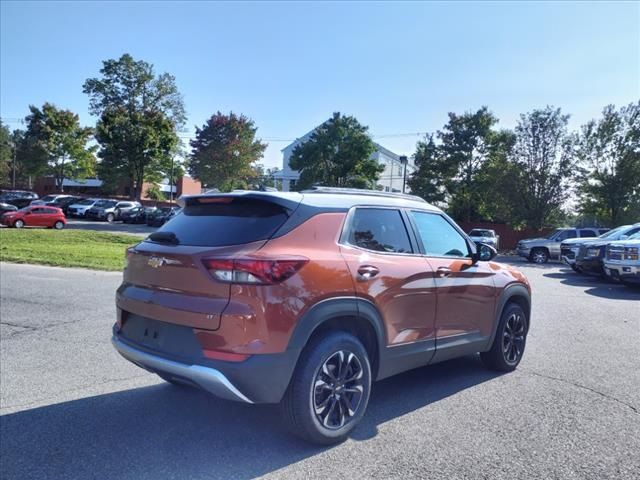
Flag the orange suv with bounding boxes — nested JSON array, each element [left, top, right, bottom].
[[112, 188, 531, 444]]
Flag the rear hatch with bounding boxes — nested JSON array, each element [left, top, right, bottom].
[[119, 194, 300, 331]]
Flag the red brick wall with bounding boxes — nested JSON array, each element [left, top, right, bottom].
[[177, 176, 201, 196]]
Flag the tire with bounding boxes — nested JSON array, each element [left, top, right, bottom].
[[281, 331, 372, 445], [570, 264, 581, 273], [106, 212, 115, 223], [481, 303, 528, 372], [529, 248, 548, 264], [53, 221, 64, 230], [14, 219, 24, 228]]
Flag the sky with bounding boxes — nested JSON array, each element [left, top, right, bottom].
[[1, 1, 639, 169]]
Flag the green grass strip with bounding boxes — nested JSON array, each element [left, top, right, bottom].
[[0, 229, 142, 271]]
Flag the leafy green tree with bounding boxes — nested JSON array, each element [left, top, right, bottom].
[[21, 103, 95, 191], [188, 112, 267, 191], [438, 107, 500, 222], [577, 102, 640, 225], [288, 112, 381, 190], [83, 53, 185, 200], [511, 106, 576, 230], [407, 133, 450, 207], [0, 120, 13, 186], [145, 183, 164, 200]]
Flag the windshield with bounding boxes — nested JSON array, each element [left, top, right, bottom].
[[628, 232, 640, 240], [39, 195, 57, 202], [469, 229, 494, 237], [599, 225, 629, 239], [76, 199, 95, 206]]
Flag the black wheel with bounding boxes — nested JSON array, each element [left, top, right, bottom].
[[481, 303, 528, 372], [53, 220, 64, 230], [14, 219, 24, 228], [529, 248, 548, 264], [281, 331, 372, 445]]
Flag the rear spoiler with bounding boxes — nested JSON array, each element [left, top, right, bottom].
[[177, 191, 303, 213]]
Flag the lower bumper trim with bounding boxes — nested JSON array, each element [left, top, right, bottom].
[[111, 336, 253, 403]]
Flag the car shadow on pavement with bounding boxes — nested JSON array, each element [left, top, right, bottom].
[[543, 271, 640, 300], [0, 356, 500, 480]]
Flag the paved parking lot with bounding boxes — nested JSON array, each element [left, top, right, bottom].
[[0, 259, 638, 479], [65, 218, 155, 236]]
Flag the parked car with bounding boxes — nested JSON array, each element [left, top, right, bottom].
[[0, 190, 38, 202], [562, 223, 640, 272], [44, 195, 83, 214], [67, 198, 102, 218], [146, 206, 181, 227], [603, 232, 640, 287], [0, 205, 66, 229], [121, 206, 156, 224], [0, 202, 18, 216], [517, 227, 609, 264], [86, 200, 141, 222], [31, 194, 75, 206], [2, 191, 39, 209], [112, 188, 532, 444], [468, 229, 499, 249]]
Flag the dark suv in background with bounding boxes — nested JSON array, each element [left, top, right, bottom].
[[112, 188, 532, 444]]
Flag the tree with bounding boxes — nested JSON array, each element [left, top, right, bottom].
[[288, 112, 381, 190], [83, 53, 185, 200], [438, 107, 500, 222], [188, 112, 267, 191], [0, 120, 13, 186], [407, 133, 450, 207], [21, 103, 95, 191], [577, 102, 640, 225], [511, 106, 576, 230]]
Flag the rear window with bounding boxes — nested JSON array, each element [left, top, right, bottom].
[[469, 229, 494, 237], [155, 197, 289, 247]]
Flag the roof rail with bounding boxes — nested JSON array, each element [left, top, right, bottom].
[[300, 186, 427, 203]]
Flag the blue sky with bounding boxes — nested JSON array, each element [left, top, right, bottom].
[[1, 1, 638, 168]]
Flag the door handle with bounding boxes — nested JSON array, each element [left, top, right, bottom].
[[357, 265, 379, 280], [436, 267, 452, 278]]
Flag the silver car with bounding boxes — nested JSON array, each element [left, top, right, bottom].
[[517, 227, 608, 264]]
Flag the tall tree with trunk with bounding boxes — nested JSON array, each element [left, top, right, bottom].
[[511, 106, 576, 230], [83, 53, 185, 199], [21, 103, 95, 191], [576, 102, 640, 225], [189, 112, 267, 191], [288, 112, 381, 190]]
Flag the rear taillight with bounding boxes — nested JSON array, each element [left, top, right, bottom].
[[202, 257, 308, 284]]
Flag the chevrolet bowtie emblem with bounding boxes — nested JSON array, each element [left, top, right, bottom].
[[148, 256, 181, 268]]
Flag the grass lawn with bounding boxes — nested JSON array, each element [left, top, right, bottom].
[[0, 228, 142, 271]]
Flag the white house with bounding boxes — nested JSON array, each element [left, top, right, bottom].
[[273, 124, 415, 192]]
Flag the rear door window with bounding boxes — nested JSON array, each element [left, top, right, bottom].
[[579, 229, 597, 237], [155, 197, 290, 247], [347, 208, 412, 253]]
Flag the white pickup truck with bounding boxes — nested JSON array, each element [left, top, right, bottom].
[[603, 232, 640, 287]]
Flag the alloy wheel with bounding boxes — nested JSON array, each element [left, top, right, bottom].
[[532, 251, 547, 263], [502, 312, 526, 365], [313, 350, 364, 429]]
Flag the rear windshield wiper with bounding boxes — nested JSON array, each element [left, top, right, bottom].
[[148, 231, 179, 245]]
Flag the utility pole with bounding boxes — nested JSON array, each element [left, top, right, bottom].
[[399, 155, 408, 193]]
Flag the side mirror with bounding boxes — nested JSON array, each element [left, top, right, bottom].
[[475, 243, 497, 262]]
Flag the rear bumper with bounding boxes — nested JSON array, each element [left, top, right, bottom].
[[112, 335, 254, 403], [112, 324, 300, 404]]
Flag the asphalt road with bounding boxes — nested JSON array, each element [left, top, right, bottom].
[[1, 260, 638, 480]]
